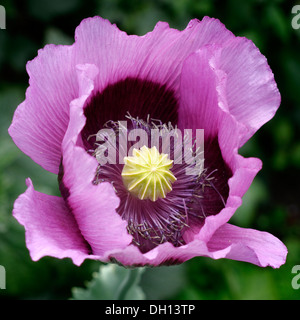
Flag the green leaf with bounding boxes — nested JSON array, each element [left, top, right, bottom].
[[71, 264, 145, 300]]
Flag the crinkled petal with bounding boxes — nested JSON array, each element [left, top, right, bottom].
[[104, 222, 287, 268], [61, 63, 132, 256], [207, 223, 288, 268], [179, 35, 280, 144], [8, 45, 77, 174], [108, 240, 231, 267], [217, 37, 281, 146], [178, 45, 264, 243], [73, 16, 234, 94], [12, 178, 90, 266]]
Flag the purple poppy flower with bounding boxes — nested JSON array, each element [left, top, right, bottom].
[[9, 16, 287, 267]]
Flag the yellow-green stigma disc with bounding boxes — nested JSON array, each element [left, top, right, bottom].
[[121, 146, 177, 202]]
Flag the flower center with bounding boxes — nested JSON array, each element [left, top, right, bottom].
[[121, 146, 176, 201], [83, 112, 231, 254]]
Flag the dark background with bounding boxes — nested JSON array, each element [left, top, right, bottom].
[[0, 0, 299, 299]]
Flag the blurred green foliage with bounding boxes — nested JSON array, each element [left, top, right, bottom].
[[0, 0, 299, 300], [72, 264, 145, 300]]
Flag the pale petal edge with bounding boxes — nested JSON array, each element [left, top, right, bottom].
[[12, 178, 91, 266], [207, 223, 288, 268]]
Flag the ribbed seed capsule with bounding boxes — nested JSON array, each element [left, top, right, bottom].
[[121, 146, 177, 201]]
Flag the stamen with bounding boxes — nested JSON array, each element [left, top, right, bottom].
[[121, 146, 177, 201], [88, 114, 230, 253]]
